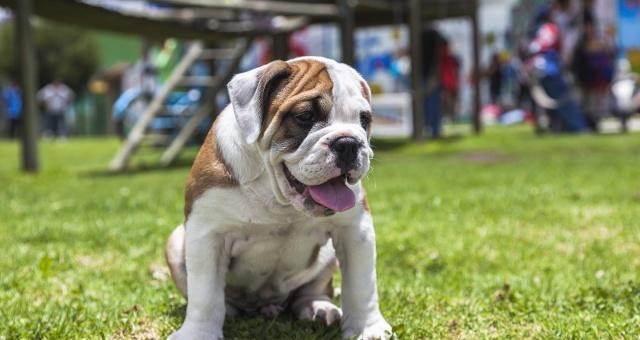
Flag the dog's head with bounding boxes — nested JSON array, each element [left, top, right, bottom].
[[227, 57, 373, 216]]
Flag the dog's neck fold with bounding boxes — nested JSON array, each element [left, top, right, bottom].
[[216, 106, 290, 206]]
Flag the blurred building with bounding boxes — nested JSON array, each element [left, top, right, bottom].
[[0, 7, 9, 23]]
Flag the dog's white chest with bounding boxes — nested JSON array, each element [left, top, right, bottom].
[[224, 225, 333, 311]]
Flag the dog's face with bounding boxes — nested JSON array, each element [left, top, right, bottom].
[[228, 57, 373, 216]]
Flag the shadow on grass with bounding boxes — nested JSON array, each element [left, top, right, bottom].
[[167, 303, 186, 319], [372, 134, 465, 152], [431, 133, 465, 144], [592, 131, 637, 138], [225, 315, 341, 340], [80, 158, 195, 178], [167, 303, 341, 340], [371, 138, 411, 151]]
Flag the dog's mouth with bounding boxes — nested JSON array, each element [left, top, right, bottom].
[[283, 165, 356, 213]]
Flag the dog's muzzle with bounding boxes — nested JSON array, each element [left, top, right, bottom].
[[330, 136, 361, 174]]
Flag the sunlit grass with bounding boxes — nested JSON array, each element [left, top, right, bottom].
[[1, 126, 639, 339]]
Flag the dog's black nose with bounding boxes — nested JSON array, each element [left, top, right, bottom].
[[330, 136, 360, 173]]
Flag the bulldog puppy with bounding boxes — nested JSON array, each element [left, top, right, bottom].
[[165, 56, 392, 340]]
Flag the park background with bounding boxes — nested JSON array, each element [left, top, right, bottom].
[[1, 0, 640, 338]]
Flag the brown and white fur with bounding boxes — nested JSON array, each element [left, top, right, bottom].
[[166, 57, 392, 340]]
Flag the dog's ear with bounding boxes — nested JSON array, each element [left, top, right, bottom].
[[227, 60, 292, 144]]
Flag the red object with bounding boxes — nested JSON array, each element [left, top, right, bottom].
[[289, 29, 308, 57], [533, 23, 561, 53], [524, 111, 534, 123], [258, 39, 272, 65], [439, 48, 459, 93]]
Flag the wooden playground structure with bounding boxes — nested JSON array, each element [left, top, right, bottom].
[[2, 0, 481, 172]]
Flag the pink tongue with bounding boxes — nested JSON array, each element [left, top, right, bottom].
[[308, 177, 356, 212]]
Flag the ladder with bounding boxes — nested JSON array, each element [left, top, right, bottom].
[[109, 39, 252, 171]]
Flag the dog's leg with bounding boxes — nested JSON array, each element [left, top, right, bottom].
[[291, 257, 342, 326], [165, 224, 240, 317], [165, 224, 188, 297], [333, 212, 392, 340], [169, 218, 228, 340]]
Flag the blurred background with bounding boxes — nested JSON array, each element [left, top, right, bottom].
[[2, 2, 640, 338], [1, 0, 639, 171]]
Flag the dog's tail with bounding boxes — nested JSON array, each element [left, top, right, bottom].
[[165, 224, 188, 297]]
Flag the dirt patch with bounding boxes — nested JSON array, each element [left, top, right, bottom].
[[448, 319, 461, 339], [149, 262, 170, 282], [493, 283, 512, 302], [111, 316, 160, 340], [75, 255, 105, 268]]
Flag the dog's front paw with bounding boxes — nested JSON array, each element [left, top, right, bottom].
[[169, 324, 223, 340], [296, 300, 343, 325], [342, 318, 392, 340]]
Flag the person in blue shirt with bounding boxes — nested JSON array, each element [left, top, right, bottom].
[[2, 80, 22, 139]]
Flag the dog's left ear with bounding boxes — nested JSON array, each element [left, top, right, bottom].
[[359, 79, 372, 104], [227, 60, 292, 144]]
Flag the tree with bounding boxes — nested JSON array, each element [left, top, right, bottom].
[[0, 19, 99, 92]]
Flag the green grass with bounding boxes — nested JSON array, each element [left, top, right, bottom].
[[1, 126, 640, 339]]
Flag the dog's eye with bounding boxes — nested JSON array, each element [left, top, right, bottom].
[[294, 111, 314, 126], [360, 111, 372, 130]]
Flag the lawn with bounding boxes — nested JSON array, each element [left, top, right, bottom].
[[1, 126, 639, 339]]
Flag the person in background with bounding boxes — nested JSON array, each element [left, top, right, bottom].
[[580, 0, 595, 28], [421, 26, 445, 138], [487, 52, 503, 106], [37, 79, 74, 138], [549, 0, 581, 65], [528, 3, 588, 133], [2, 80, 23, 139], [572, 18, 616, 131], [440, 40, 460, 122]]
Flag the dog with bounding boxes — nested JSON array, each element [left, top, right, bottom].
[[165, 56, 392, 340]]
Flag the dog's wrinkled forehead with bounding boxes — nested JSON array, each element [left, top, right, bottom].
[[227, 57, 371, 147], [261, 59, 333, 143], [323, 60, 372, 123]]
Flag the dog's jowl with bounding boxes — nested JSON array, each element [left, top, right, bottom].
[[165, 57, 392, 340]]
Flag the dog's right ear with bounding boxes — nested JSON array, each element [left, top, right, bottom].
[[227, 60, 292, 144]]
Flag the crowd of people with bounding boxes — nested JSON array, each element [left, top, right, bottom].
[[0, 79, 74, 139], [420, 0, 631, 137], [485, 0, 622, 133], [1, 0, 634, 140]]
